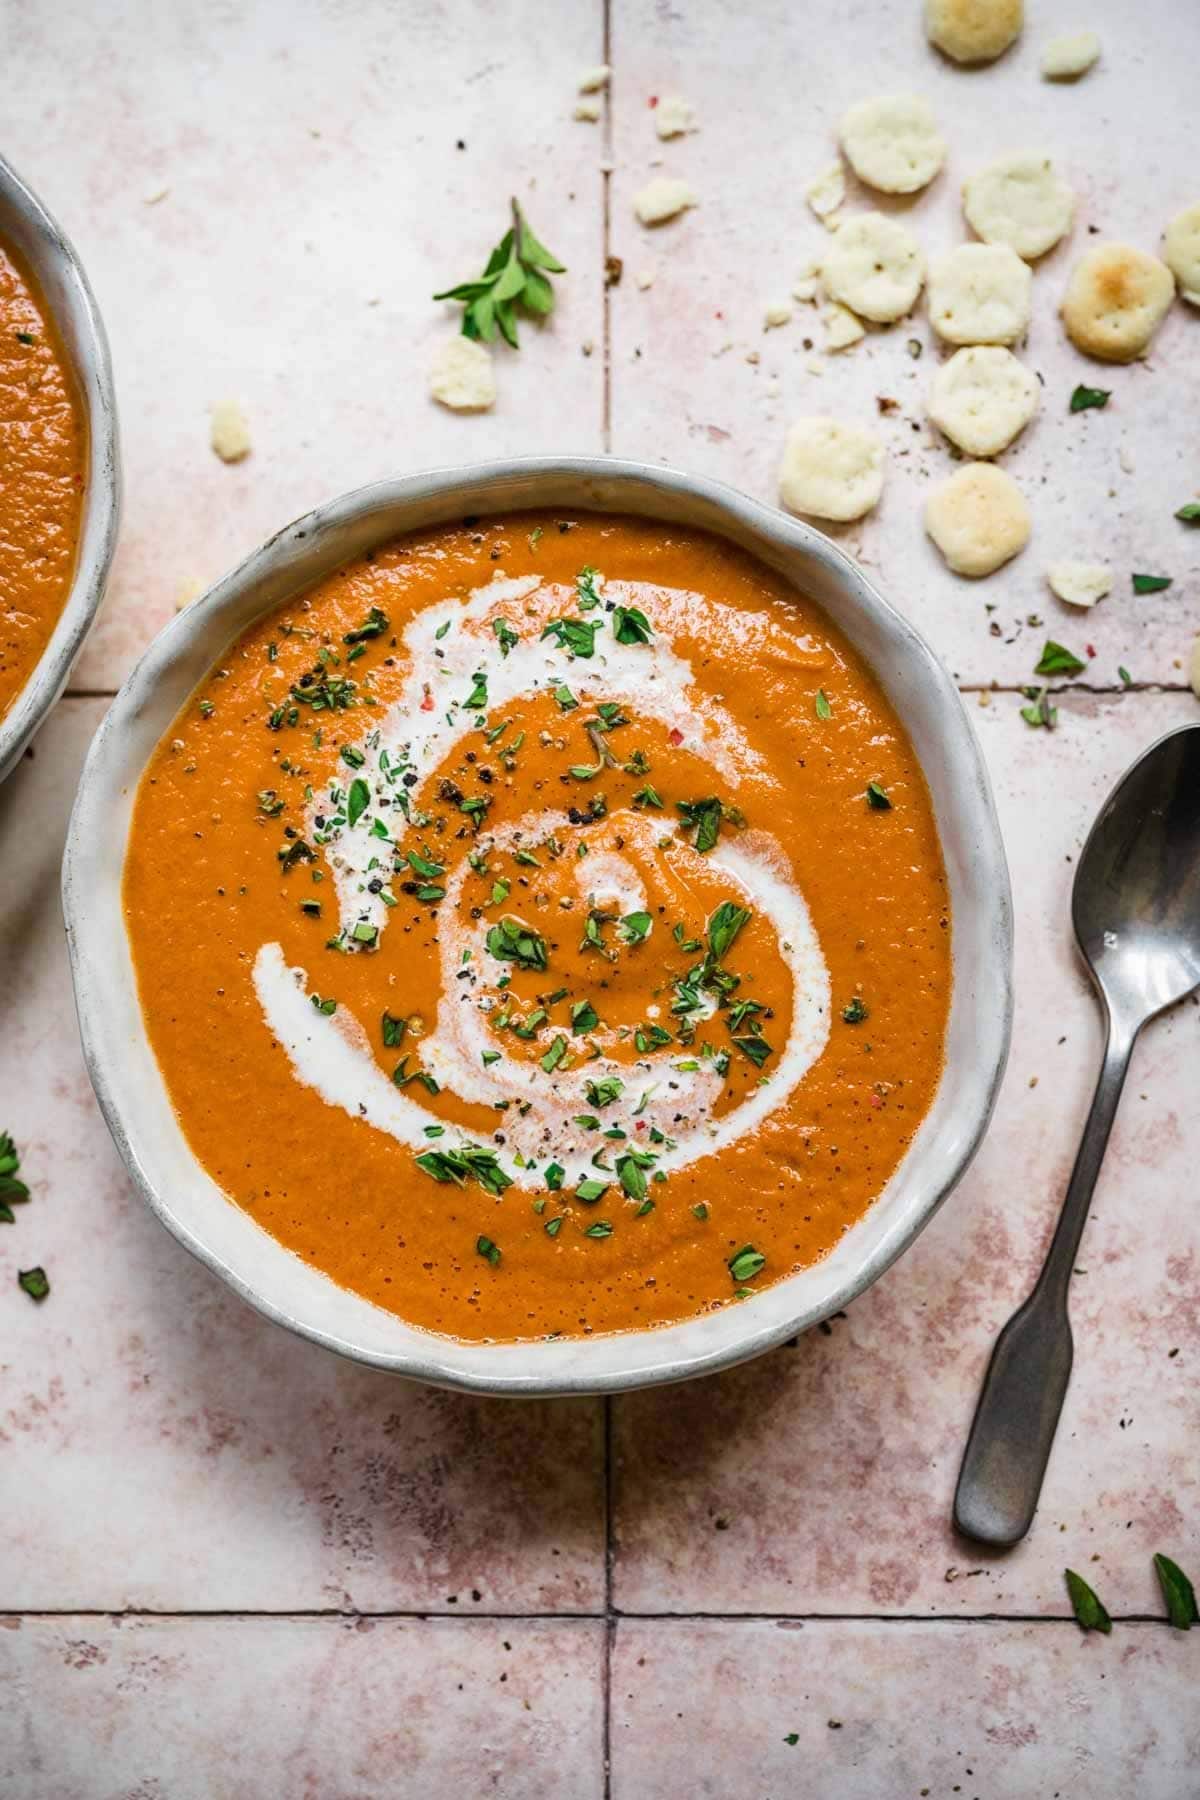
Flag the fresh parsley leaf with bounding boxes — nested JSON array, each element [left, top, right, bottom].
[[545, 1163, 565, 1191], [433, 201, 566, 348], [575, 1178, 608, 1204], [540, 1035, 568, 1073], [1064, 1568, 1112, 1634], [815, 689, 832, 721], [585, 1075, 624, 1109], [841, 996, 869, 1025], [576, 566, 603, 610], [1035, 640, 1086, 678], [1132, 573, 1172, 594], [571, 999, 599, 1032], [381, 1012, 407, 1049], [1176, 503, 1200, 524], [866, 781, 891, 811], [1069, 385, 1110, 413], [465, 670, 489, 711], [732, 1034, 773, 1067], [553, 684, 579, 710], [1118, 666, 1132, 687], [1153, 1554, 1198, 1630], [492, 618, 519, 656], [1020, 687, 1058, 730], [0, 1130, 30, 1221], [476, 1235, 501, 1267], [584, 1220, 613, 1239], [632, 783, 663, 809]]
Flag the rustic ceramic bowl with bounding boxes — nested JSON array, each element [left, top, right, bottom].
[[0, 153, 121, 783], [64, 460, 1013, 1395]]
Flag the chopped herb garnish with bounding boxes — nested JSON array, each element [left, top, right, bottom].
[[433, 199, 566, 349], [691, 1203, 709, 1221], [382, 1013, 407, 1048], [632, 783, 663, 809], [491, 878, 511, 905], [299, 898, 322, 917], [616, 1148, 656, 1201], [541, 617, 600, 658], [571, 999, 600, 1032], [584, 1220, 613, 1239], [728, 1245, 765, 1283], [476, 1235, 501, 1267], [1020, 687, 1058, 730], [545, 1163, 565, 1192], [544, 1215, 563, 1237], [343, 607, 389, 645], [434, 618, 452, 641], [1069, 385, 1110, 413], [676, 796, 723, 854], [351, 921, 379, 947], [310, 994, 337, 1016], [585, 1075, 624, 1109], [1064, 1568, 1112, 1634], [340, 744, 366, 770], [841, 996, 869, 1024], [554, 684, 579, 711], [575, 1178, 608, 1203], [540, 1035, 568, 1073], [18, 1266, 49, 1302], [1175, 502, 1200, 524], [707, 901, 750, 962], [866, 781, 891, 811], [618, 910, 653, 946], [732, 1034, 773, 1068], [1118, 666, 1133, 687], [15, 330, 35, 346], [611, 604, 653, 646], [0, 1130, 31, 1222], [257, 788, 285, 816], [576, 566, 603, 609], [815, 689, 832, 721], [1153, 1554, 1198, 1630], [1035, 640, 1086, 678], [415, 1143, 513, 1194], [465, 670, 489, 711], [346, 777, 370, 826], [486, 915, 549, 971], [492, 618, 520, 656], [1132, 572, 1172, 594]]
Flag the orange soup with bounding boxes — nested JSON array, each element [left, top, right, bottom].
[[0, 238, 85, 722], [124, 515, 951, 1341]]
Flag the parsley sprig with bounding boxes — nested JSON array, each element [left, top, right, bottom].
[[433, 200, 566, 349]]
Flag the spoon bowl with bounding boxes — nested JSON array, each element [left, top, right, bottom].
[[1074, 725, 1200, 1025]]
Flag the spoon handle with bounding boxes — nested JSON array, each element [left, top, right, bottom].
[[953, 1015, 1137, 1547]]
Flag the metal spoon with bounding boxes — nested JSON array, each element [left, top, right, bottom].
[[955, 723, 1200, 1547]]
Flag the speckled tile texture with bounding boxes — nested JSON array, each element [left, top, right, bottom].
[[2, 0, 1200, 1793]]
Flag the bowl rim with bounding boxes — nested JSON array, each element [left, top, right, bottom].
[[63, 456, 1014, 1395], [0, 152, 122, 783]]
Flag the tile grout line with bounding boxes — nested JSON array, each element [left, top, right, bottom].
[[0, 1606, 1178, 1627], [600, 0, 613, 459]]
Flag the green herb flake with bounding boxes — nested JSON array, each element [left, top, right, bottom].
[[18, 1266, 49, 1302], [1035, 640, 1086, 678], [492, 618, 520, 656], [476, 1235, 501, 1267], [415, 1143, 514, 1195], [347, 776, 371, 826], [815, 689, 832, 721], [545, 1163, 565, 1192], [676, 796, 723, 854], [1153, 1554, 1198, 1630], [542, 617, 600, 658], [1175, 502, 1200, 524], [553, 684, 579, 711], [1132, 572, 1172, 594], [866, 781, 891, 811], [0, 1130, 31, 1221], [1069, 385, 1110, 413], [692, 1203, 709, 1221], [728, 1244, 766, 1283], [571, 999, 600, 1033], [841, 996, 870, 1024], [708, 900, 751, 962], [1118, 666, 1133, 687], [584, 1220, 613, 1239], [343, 606, 389, 644], [575, 1178, 608, 1204], [540, 1035, 568, 1074], [585, 1075, 623, 1109], [1020, 687, 1058, 731], [486, 915, 549, 971], [618, 910, 653, 946], [611, 604, 654, 646], [1064, 1568, 1112, 1634]]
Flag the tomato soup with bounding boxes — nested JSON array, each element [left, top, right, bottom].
[[124, 515, 951, 1342], [0, 239, 85, 723]]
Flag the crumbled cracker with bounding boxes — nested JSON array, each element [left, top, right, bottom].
[[654, 94, 696, 139], [805, 162, 846, 220], [574, 98, 602, 123], [823, 302, 866, 351], [578, 65, 611, 93], [764, 299, 793, 329], [210, 399, 251, 463]]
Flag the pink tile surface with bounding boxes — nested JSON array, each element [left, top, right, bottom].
[[611, 1619, 1200, 1799], [0, 702, 604, 1612], [608, 0, 1200, 689], [0, 1615, 604, 1800], [2, 0, 607, 688], [612, 690, 1200, 1615]]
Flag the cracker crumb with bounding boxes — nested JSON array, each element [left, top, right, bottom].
[[654, 94, 696, 139], [1046, 561, 1112, 607], [1119, 446, 1136, 474], [635, 268, 656, 290], [805, 163, 846, 220], [174, 577, 203, 613], [578, 65, 611, 93], [634, 177, 696, 226], [429, 336, 496, 412], [210, 399, 251, 463], [1040, 29, 1100, 79], [764, 299, 793, 329], [823, 302, 866, 351], [574, 98, 602, 123], [144, 186, 169, 206]]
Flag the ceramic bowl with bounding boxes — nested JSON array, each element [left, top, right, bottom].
[[0, 153, 121, 783], [64, 459, 1013, 1395]]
